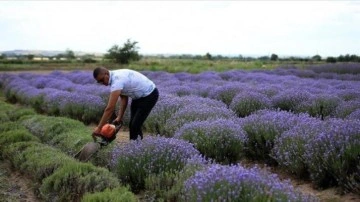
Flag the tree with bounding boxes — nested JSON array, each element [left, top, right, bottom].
[[205, 52, 212, 60], [326, 57, 337, 63], [312, 55, 322, 61], [0, 53, 6, 60], [105, 39, 141, 64], [27, 54, 35, 60], [65, 49, 76, 60], [270, 53, 278, 61]]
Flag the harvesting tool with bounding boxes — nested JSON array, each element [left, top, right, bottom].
[[74, 120, 123, 162]]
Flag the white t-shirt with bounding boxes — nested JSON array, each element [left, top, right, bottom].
[[109, 69, 156, 99]]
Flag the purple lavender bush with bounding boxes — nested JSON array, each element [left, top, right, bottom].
[[296, 93, 342, 119], [143, 94, 185, 135], [145, 94, 229, 137], [110, 136, 203, 192], [164, 103, 236, 137], [64, 70, 94, 84], [334, 100, 360, 119], [240, 109, 307, 163], [163, 84, 195, 97], [272, 117, 324, 177], [337, 89, 360, 101], [174, 118, 246, 164], [229, 91, 272, 117], [304, 118, 360, 192], [308, 63, 360, 75], [3, 75, 29, 103], [257, 85, 282, 98], [183, 164, 318, 202], [208, 83, 247, 107], [347, 109, 360, 120], [272, 89, 313, 112]]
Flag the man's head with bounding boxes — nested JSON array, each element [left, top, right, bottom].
[[93, 67, 110, 86]]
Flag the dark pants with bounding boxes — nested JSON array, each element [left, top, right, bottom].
[[129, 88, 159, 140]]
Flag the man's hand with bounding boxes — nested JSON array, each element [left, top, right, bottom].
[[93, 126, 101, 135], [97, 90, 121, 129], [112, 117, 123, 126]]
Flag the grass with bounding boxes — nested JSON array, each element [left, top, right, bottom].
[[0, 58, 323, 73]]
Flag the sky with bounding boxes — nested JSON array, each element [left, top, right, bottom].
[[0, 1, 359, 57]]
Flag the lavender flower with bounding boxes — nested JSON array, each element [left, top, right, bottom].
[[165, 103, 236, 137], [229, 91, 272, 117], [110, 136, 203, 192], [334, 100, 360, 119], [347, 109, 360, 120], [297, 93, 342, 119], [272, 117, 325, 177], [183, 164, 318, 202], [240, 109, 308, 161], [272, 89, 313, 112], [174, 118, 247, 164], [304, 118, 360, 191], [208, 83, 249, 107], [144, 93, 185, 135], [163, 84, 195, 97]]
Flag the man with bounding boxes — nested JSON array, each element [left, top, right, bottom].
[[93, 67, 159, 140]]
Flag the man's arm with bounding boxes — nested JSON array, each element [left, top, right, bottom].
[[94, 90, 121, 133], [116, 95, 128, 122]]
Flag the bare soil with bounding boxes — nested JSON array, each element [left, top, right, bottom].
[[0, 159, 39, 202]]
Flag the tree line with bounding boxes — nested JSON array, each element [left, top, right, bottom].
[[1, 39, 359, 64]]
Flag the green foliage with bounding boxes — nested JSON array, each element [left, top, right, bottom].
[[21, 115, 85, 143], [81, 187, 137, 202], [2, 141, 73, 184], [0, 100, 16, 112], [144, 163, 204, 201], [176, 119, 246, 164], [0, 129, 40, 151], [345, 165, 360, 195], [40, 162, 120, 202], [18, 144, 74, 182], [326, 57, 337, 63], [204, 52, 212, 60], [7, 108, 36, 121], [0, 113, 10, 123], [88, 143, 116, 168], [270, 53, 278, 61], [0, 122, 26, 133], [105, 39, 141, 64], [298, 95, 342, 119], [48, 128, 92, 156], [229, 93, 272, 118], [65, 48, 76, 60], [312, 55, 322, 61]]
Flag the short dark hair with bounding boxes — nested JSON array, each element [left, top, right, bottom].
[[93, 67, 106, 79]]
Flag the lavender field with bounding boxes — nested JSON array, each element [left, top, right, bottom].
[[0, 63, 360, 201]]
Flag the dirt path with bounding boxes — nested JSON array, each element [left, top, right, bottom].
[[256, 162, 360, 202], [0, 159, 39, 202]]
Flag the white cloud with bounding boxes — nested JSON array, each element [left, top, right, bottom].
[[0, 1, 359, 57]]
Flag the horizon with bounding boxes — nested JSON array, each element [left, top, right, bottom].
[[0, 49, 331, 58]]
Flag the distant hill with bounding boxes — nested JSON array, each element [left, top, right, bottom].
[[0, 50, 105, 57]]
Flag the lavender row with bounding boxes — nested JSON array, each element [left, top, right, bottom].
[[171, 108, 360, 194], [1, 72, 108, 123], [1, 68, 360, 121], [109, 135, 318, 201]]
